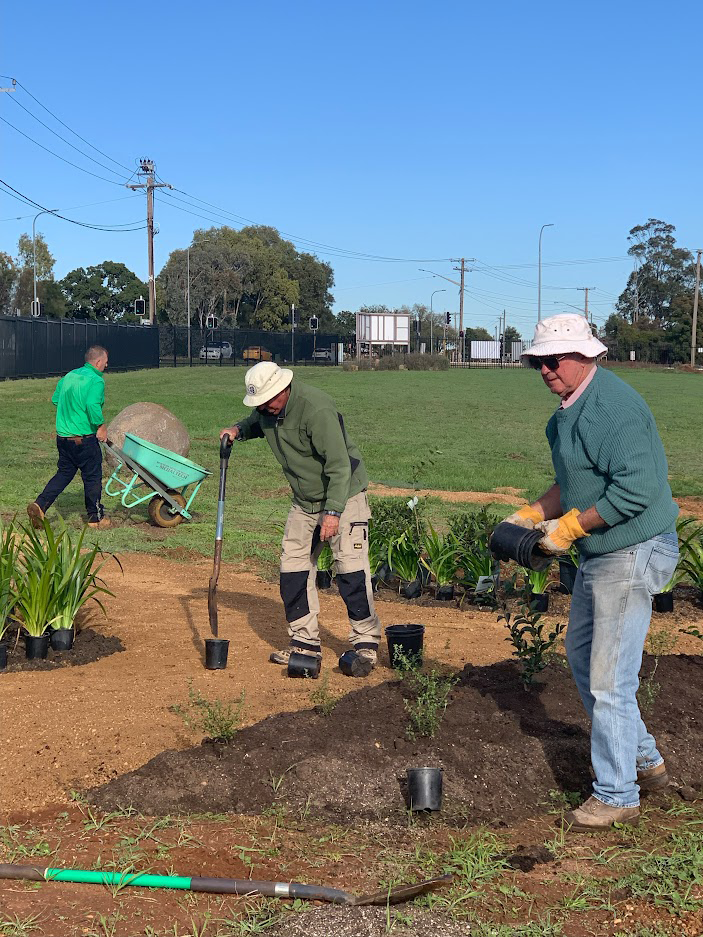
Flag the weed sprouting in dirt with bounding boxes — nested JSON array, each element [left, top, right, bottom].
[[309, 672, 340, 716], [0, 913, 42, 937], [393, 649, 457, 738], [0, 825, 53, 863], [171, 681, 246, 742], [639, 628, 679, 713], [498, 590, 565, 689]]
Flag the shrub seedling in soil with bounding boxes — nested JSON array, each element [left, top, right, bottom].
[[638, 628, 679, 713], [309, 672, 340, 716], [394, 649, 458, 739], [171, 682, 246, 742], [498, 599, 565, 689]]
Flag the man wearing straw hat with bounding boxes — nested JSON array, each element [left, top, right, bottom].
[[504, 314, 679, 831], [220, 362, 381, 676]]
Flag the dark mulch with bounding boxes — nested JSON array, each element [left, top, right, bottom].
[[1, 628, 125, 672], [90, 653, 703, 826]]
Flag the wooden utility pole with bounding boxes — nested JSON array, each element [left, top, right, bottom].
[[577, 287, 595, 322], [127, 159, 171, 325], [692, 250, 702, 368], [452, 258, 467, 361]]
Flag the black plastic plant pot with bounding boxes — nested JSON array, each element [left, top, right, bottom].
[[287, 651, 321, 679], [419, 565, 431, 587], [338, 649, 374, 678], [653, 592, 674, 614], [436, 584, 455, 601], [316, 569, 333, 590], [558, 559, 578, 595], [401, 578, 422, 600], [0, 643, 6, 671], [50, 628, 74, 651], [529, 592, 549, 613], [407, 767, 443, 812], [489, 522, 551, 572], [386, 624, 424, 669], [205, 638, 230, 670], [376, 562, 392, 584], [25, 635, 50, 660]]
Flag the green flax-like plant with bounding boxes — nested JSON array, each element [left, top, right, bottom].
[[420, 526, 459, 587], [0, 518, 20, 642]]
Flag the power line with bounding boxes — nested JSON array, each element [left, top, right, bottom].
[[6, 94, 130, 181], [0, 114, 125, 185], [0, 179, 146, 232], [0, 193, 141, 223], [0, 75, 133, 174]]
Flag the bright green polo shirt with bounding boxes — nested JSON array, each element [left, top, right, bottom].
[[51, 363, 105, 437]]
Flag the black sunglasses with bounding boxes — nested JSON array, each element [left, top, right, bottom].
[[528, 354, 568, 371]]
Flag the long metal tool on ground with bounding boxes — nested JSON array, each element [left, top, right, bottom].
[[0, 864, 452, 905], [208, 434, 233, 637]]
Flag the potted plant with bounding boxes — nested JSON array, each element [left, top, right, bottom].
[[316, 544, 334, 590], [682, 536, 703, 604], [368, 527, 389, 592], [526, 566, 551, 613], [48, 523, 116, 649], [388, 532, 422, 599], [14, 521, 63, 659], [557, 546, 580, 595], [420, 526, 458, 600], [0, 519, 19, 671], [457, 541, 498, 604]]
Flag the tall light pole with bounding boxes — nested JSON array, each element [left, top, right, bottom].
[[430, 289, 446, 353], [187, 236, 219, 360], [32, 209, 56, 314], [538, 223, 554, 322]]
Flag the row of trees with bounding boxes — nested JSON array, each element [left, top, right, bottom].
[[606, 219, 702, 362]]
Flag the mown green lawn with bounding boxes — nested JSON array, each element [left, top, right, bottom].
[[1, 365, 701, 573]]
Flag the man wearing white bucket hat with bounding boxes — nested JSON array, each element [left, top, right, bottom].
[[219, 362, 381, 676], [504, 314, 679, 831]]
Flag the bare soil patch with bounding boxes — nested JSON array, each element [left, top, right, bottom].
[[368, 483, 528, 505]]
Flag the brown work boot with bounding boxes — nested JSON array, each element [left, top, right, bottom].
[[88, 517, 111, 530], [269, 647, 321, 666], [638, 761, 669, 792], [564, 795, 640, 832], [26, 502, 45, 529]]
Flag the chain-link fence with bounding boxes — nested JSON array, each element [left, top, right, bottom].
[[0, 316, 159, 380], [158, 325, 344, 367]]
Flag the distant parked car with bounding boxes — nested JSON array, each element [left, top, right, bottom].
[[312, 348, 333, 361], [242, 346, 273, 362], [199, 341, 233, 361]]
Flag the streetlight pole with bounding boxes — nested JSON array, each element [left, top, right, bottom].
[[186, 236, 219, 362], [538, 223, 554, 322], [32, 209, 56, 314], [430, 288, 446, 354]]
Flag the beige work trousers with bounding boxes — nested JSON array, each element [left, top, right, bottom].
[[279, 492, 382, 652]]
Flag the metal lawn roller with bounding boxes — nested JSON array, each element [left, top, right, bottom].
[[104, 433, 211, 528]]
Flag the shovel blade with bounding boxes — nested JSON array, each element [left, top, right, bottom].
[[207, 577, 218, 638], [354, 874, 453, 906]]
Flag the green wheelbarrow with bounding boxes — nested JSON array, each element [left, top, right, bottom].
[[104, 433, 211, 528]]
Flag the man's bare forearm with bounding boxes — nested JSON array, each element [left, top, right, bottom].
[[532, 484, 562, 521]]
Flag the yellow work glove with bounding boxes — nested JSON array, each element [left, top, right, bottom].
[[503, 505, 544, 530], [535, 508, 589, 555]]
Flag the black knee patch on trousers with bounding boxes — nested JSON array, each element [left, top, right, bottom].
[[280, 571, 310, 623], [336, 570, 371, 622]]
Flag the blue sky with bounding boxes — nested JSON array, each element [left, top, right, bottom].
[[2, 0, 700, 337]]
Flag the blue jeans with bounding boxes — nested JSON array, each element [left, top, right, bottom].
[[565, 533, 679, 807]]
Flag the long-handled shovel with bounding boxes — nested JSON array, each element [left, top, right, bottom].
[[205, 434, 233, 668]]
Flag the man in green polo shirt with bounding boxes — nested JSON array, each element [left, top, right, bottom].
[[505, 314, 679, 831], [219, 361, 381, 676], [27, 345, 111, 530]]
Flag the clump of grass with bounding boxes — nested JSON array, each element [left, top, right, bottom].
[[171, 682, 245, 742]]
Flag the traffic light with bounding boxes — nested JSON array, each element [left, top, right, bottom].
[[30, 300, 42, 317], [289, 307, 299, 326], [415, 319, 421, 335], [445, 312, 451, 326], [205, 314, 218, 329], [134, 297, 146, 318], [309, 315, 319, 332], [459, 330, 464, 338]]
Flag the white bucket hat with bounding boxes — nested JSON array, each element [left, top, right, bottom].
[[243, 362, 293, 407], [522, 314, 608, 361]]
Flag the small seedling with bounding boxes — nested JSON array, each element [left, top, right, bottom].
[[639, 628, 678, 713], [394, 649, 457, 739], [499, 600, 565, 689], [309, 672, 340, 716], [171, 681, 245, 741]]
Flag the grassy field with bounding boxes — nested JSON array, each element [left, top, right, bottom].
[[1, 365, 701, 571]]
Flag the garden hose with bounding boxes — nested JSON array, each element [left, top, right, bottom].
[[0, 864, 452, 906]]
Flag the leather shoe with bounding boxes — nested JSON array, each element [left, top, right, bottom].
[[564, 795, 639, 832], [638, 761, 669, 792]]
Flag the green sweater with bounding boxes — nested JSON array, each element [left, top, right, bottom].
[[546, 367, 678, 557], [51, 363, 105, 437], [236, 380, 368, 514]]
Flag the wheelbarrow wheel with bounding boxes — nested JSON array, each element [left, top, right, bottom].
[[148, 492, 187, 528]]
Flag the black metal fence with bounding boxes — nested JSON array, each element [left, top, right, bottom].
[[0, 316, 160, 380], [158, 325, 344, 367], [603, 341, 679, 366]]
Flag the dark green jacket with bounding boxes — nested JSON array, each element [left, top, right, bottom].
[[236, 380, 367, 513]]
